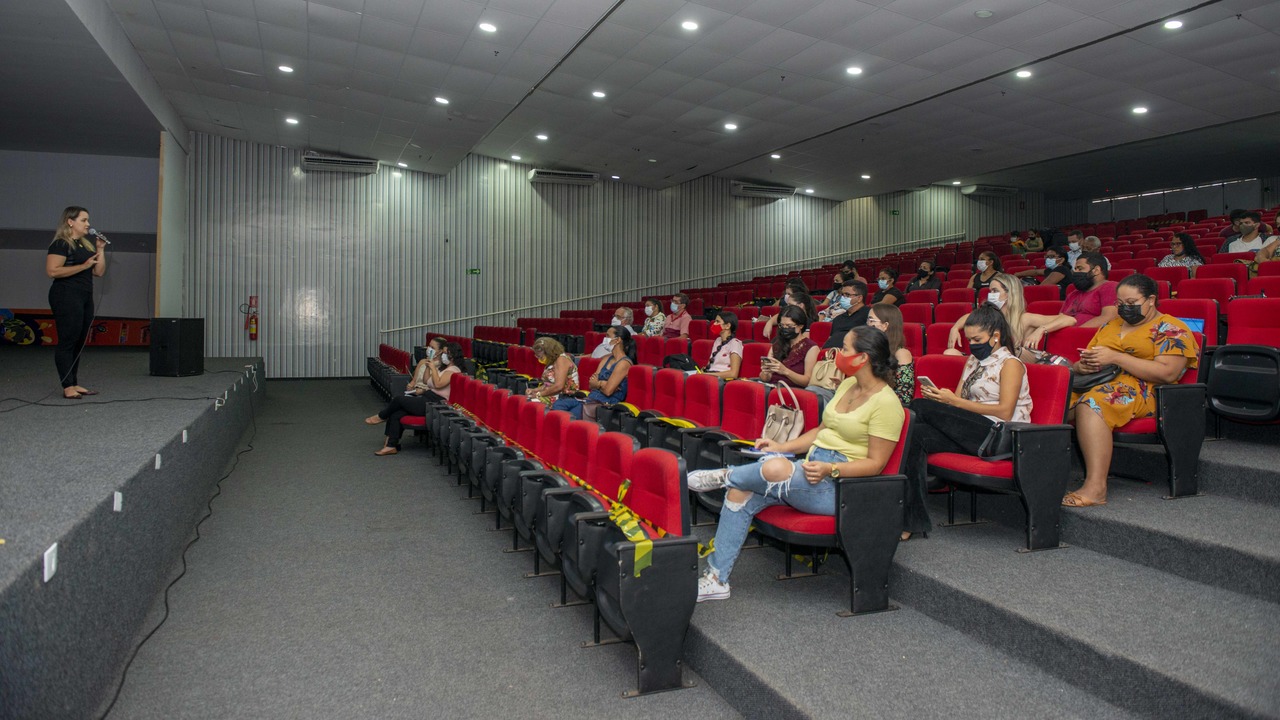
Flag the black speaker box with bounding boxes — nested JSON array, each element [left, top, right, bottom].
[[149, 318, 205, 376]]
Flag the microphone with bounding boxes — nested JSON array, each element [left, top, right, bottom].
[[88, 227, 111, 245]]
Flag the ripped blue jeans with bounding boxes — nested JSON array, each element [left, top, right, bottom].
[[706, 447, 845, 584]]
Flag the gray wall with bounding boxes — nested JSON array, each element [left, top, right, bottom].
[[0, 149, 158, 316], [187, 133, 1050, 378]]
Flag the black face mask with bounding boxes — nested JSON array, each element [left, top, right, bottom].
[[778, 327, 798, 341], [1117, 303, 1147, 325], [916, 268, 929, 278], [969, 340, 995, 361], [1071, 271, 1094, 292]]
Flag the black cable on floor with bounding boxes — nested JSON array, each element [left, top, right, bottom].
[[97, 388, 259, 720]]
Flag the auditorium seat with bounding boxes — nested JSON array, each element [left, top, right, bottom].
[[635, 336, 665, 366], [941, 287, 976, 303], [750, 411, 911, 614], [917, 356, 1074, 550], [906, 289, 939, 304], [741, 342, 771, 380], [903, 323, 925, 356], [934, 302, 972, 325], [1159, 298, 1219, 346], [1028, 300, 1064, 316], [595, 364, 657, 433], [926, 322, 966, 355], [1021, 284, 1062, 303], [522, 419, 601, 574], [1210, 252, 1255, 266], [809, 322, 832, 346], [1246, 276, 1280, 297], [900, 303, 933, 325], [1194, 263, 1247, 291], [1147, 266, 1189, 293]]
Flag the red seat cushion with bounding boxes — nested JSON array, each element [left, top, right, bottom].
[[1115, 417, 1156, 434], [927, 452, 1014, 479], [401, 415, 426, 428], [755, 505, 835, 535]]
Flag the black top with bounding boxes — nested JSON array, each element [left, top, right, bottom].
[[1044, 271, 1070, 298], [905, 275, 941, 293], [48, 239, 95, 291], [823, 305, 870, 349], [972, 272, 997, 292], [872, 287, 905, 305]]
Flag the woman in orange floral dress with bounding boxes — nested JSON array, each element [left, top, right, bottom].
[[1064, 274, 1199, 507]]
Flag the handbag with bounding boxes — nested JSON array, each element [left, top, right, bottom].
[[1026, 348, 1072, 368], [976, 422, 1015, 460], [760, 383, 804, 445], [1071, 364, 1120, 393], [808, 349, 843, 390], [662, 354, 698, 372]]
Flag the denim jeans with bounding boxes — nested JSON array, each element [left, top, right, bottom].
[[706, 447, 846, 584]]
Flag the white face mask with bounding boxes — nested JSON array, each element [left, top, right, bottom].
[[611, 317, 623, 326], [878, 279, 890, 290], [976, 260, 988, 272], [987, 291, 1004, 308], [425, 347, 436, 359], [440, 353, 449, 365], [644, 306, 654, 317], [670, 302, 679, 313], [1069, 242, 1080, 251], [597, 338, 613, 352]]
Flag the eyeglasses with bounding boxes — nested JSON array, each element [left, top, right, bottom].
[[1116, 298, 1150, 306]]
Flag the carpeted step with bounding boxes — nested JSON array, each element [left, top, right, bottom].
[[890, 522, 1280, 719], [1109, 440, 1280, 506], [944, 483, 1280, 604], [684, 526, 1135, 720]]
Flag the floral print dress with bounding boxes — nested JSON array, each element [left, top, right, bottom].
[[1072, 314, 1198, 429]]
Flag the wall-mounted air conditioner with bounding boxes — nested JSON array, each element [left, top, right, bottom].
[[959, 184, 1018, 197], [527, 169, 599, 186], [731, 182, 797, 199], [300, 152, 379, 174]]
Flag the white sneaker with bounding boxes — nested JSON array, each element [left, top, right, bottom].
[[687, 467, 730, 492], [697, 572, 730, 602]]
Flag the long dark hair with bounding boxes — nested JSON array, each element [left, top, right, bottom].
[[1173, 233, 1205, 263], [977, 251, 1002, 273], [770, 305, 810, 363], [964, 304, 1015, 353], [612, 326, 637, 362], [850, 325, 898, 385]]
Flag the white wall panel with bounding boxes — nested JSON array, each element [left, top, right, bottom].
[[188, 134, 1047, 377]]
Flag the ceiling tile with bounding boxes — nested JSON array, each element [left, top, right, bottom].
[[154, 1, 212, 36], [361, 0, 426, 26], [207, 10, 260, 46], [520, 20, 586, 56], [407, 27, 467, 64], [971, 2, 1087, 46], [784, 0, 879, 40], [258, 24, 308, 58], [698, 15, 774, 55], [735, 28, 818, 66], [307, 3, 362, 42], [359, 16, 415, 53], [738, 0, 825, 28], [606, 0, 684, 32], [254, 0, 307, 28], [826, 9, 917, 50]]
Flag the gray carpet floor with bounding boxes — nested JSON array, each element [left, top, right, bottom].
[[0, 347, 257, 586], [104, 379, 738, 719]]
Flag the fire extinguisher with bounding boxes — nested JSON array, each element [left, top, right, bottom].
[[248, 311, 258, 341], [243, 295, 259, 341]]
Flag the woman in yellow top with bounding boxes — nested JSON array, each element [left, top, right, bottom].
[[1064, 274, 1199, 507], [687, 325, 905, 602], [527, 336, 579, 405]]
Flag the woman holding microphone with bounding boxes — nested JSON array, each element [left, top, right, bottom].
[[45, 206, 106, 399]]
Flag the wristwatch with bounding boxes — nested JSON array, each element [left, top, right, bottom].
[[829, 463, 840, 479]]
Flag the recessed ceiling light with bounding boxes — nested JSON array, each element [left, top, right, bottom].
[[770, 154, 781, 159], [974, 10, 994, 18], [396, 162, 407, 168], [1132, 106, 1148, 114], [648, 158, 657, 163], [681, 20, 698, 31], [478, 22, 497, 32], [592, 90, 606, 98], [611, 175, 620, 180], [846, 66, 863, 75], [1164, 20, 1183, 29], [278, 65, 294, 73], [392, 170, 402, 177], [434, 97, 449, 105], [1016, 70, 1032, 78], [952, 181, 962, 185], [285, 117, 298, 124], [861, 174, 871, 180], [724, 122, 738, 131], [805, 189, 814, 194], [535, 134, 548, 141], [511, 155, 521, 160]]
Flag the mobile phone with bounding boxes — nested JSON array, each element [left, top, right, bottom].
[[918, 376, 936, 389]]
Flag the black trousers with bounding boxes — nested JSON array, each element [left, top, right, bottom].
[[49, 284, 94, 388], [379, 393, 444, 445], [904, 398, 997, 534]]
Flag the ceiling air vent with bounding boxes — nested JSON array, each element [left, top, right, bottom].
[[959, 184, 1018, 197], [731, 182, 796, 199], [300, 152, 379, 174], [527, 169, 599, 186]]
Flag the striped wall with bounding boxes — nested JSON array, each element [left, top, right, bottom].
[[1261, 176, 1280, 214], [187, 133, 1048, 377]]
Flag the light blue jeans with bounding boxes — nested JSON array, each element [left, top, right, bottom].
[[706, 447, 845, 584]]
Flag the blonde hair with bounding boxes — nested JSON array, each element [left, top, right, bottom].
[[53, 206, 94, 253], [988, 273, 1026, 348], [531, 336, 565, 367]]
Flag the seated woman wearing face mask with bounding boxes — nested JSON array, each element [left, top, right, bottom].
[[365, 338, 462, 456], [871, 267, 905, 305], [1013, 245, 1071, 297], [762, 281, 817, 340], [567, 327, 635, 421], [704, 311, 744, 380], [945, 273, 1059, 360], [591, 309, 634, 358], [641, 298, 666, 337], [905, 306, 1033, 539], [904, 259, 941, 293]]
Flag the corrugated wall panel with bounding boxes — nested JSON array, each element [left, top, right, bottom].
[[188, 135, 1047, 377]]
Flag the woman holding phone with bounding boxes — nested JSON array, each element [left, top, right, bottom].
[[685, 326, 905, 602], [759, 305, 819, 388]]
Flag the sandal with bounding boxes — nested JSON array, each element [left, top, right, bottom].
[[1062, 491, 1106, 507], [900, 531, 930, 541], [364, 415, 383, 425], [79, 389, 99, 396], [374, 445, 399, 456], [63, 391, 83, 400]]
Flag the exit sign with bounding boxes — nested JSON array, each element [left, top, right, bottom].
[[466, 268, 481, 275], [890, 210, 900, 216]]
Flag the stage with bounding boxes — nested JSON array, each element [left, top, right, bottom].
[[0, 346, 262, 719]]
